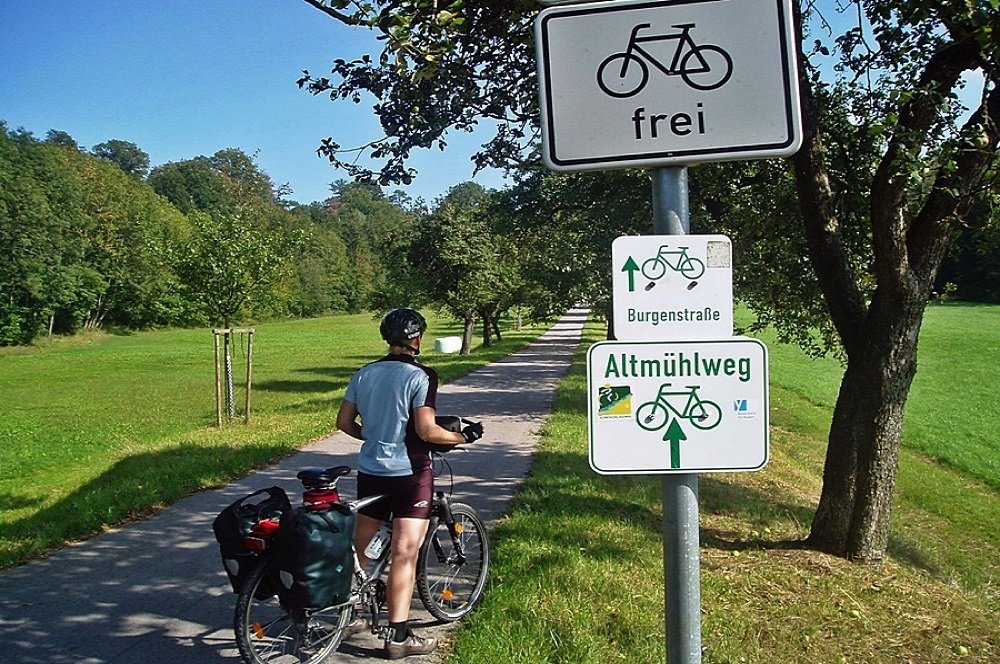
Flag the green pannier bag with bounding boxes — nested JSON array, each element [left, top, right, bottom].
[[270, 502, 356, 610]]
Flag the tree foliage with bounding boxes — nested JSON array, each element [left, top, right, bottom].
[[0, 124, 412, 345], [91, 139, 151, 179], [298, 0, 538, 185], [0, 125, 194, 343]]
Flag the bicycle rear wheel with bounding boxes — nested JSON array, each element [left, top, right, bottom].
[[234, 558, 350, 664], [417, 502, 489, 621]]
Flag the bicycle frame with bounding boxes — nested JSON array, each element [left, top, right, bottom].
[[234, 441, 490, 664], [655, 245, 693, 269], [344, 471, 471, 627], [624, 23, 706, 76], [654, 383, 703, 420]]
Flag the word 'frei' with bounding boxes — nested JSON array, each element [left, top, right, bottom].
[[632, 104, 707, 140], [604, 351, 752, 382]]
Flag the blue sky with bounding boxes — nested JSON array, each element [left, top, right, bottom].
[[0, 0, 508, 205]]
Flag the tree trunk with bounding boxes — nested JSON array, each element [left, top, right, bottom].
[[808, 294, 925, 560], [480, 309, 494, 347], [460, 316, 475, 355]]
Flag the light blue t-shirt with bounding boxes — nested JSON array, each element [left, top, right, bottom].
[[343, 354, 437, 476]]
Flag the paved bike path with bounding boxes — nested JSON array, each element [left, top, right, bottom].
[[0, 308, 587, 663]]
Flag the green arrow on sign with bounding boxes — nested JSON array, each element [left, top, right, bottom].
[[662, 418, 687, 469], [621, 256, 640, 292]]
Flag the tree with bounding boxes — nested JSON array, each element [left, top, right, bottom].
[[43, 129, 80, 150], [331, 180, 419, 312], [0, 126, 193, 343], [283, 203, 354, 315], [208, 147, 279, 202], [73, 155, 193, 330], [91, 139, 151, 179], [788, 1, 999, 560], [409, 185, 522, 352], [177, 204, 293, 328], [298, 1, 537, 185], [303, 0, 1000, 561], [149, 158, 233, 215]]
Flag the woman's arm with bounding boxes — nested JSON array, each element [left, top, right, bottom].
[[413, 406, 466, 446], [336, 399, 363, 440]]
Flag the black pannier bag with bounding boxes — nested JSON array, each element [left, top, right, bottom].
[[270, 503, 356, 610], [212, 486, 291, 593]]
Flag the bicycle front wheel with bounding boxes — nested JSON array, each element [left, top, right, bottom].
[[417, 502, 489, 622], [679, 256, 706, 280], [680, 44, 733, 91], [234, 558, 350, 664], [690, 400, 723, 430]]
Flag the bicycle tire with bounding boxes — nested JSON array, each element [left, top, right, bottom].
[[597, 52, 649, 98], [636, 401, 669, 431], [417, 502, 489, 622], [679, 44, 732, 91], [234, 557, 350, 664], [690, 400, 722, 430], [679, 256, 706, 280]]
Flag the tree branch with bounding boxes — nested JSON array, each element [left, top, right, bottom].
[[793, 7, 868, 353], [869, 32, 981, 293], [908, 79, 1000, 288], [300, 0, 357, 25]]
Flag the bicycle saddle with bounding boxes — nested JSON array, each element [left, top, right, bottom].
[[296, 465, 351, 488]]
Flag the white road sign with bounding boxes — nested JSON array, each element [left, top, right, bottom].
[[612, 234, 733, 340], [535, 0, 801, 171], [588, 338, 769, 474]]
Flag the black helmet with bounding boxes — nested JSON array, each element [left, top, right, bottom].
[[380, 308, 427, 344]]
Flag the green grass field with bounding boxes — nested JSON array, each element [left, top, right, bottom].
[[757, 301, 1000, 492], [0, 312, 545, 568]]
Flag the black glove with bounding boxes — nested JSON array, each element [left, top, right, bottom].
[[461, 421, 484, 444]]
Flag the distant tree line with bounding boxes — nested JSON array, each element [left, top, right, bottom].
[[0, 122, 588, 348]]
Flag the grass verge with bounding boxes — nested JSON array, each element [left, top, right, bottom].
[[446, 316, 998, 664]]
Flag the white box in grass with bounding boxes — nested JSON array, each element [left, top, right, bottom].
[[434, 337, 462, 354]]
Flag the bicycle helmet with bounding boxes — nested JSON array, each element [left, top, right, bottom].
[[379, 308, 427, 345]]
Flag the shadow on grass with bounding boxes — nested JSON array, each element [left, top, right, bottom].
[[253, 378, 342, 393], [0, 442, 287, 570], [0, 493, 46, 512], [886, 533, 943, 576]]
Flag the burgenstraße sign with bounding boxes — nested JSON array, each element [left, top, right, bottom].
[[534, 0, 801, 171], [588, 338, 769, 474], [611, 234, 733, 340]]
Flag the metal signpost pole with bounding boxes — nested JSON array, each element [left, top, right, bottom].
[[653, 167, 702, 664]]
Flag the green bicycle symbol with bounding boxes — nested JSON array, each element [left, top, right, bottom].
[[635, 383, 722, 431], [641, 245, 705, 290]]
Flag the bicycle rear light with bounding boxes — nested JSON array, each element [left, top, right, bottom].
[[303, 488, 340, 509], [244, 536, 268, 552], [244, 518, 281, 550]]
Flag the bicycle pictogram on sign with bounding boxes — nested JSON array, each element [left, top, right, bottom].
[[641, 244, 705, 290], [596, 22, 733, 98], [636, 383, 723, 432]]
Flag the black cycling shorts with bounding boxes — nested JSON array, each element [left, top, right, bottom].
[[357, 467, 434, 520]]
